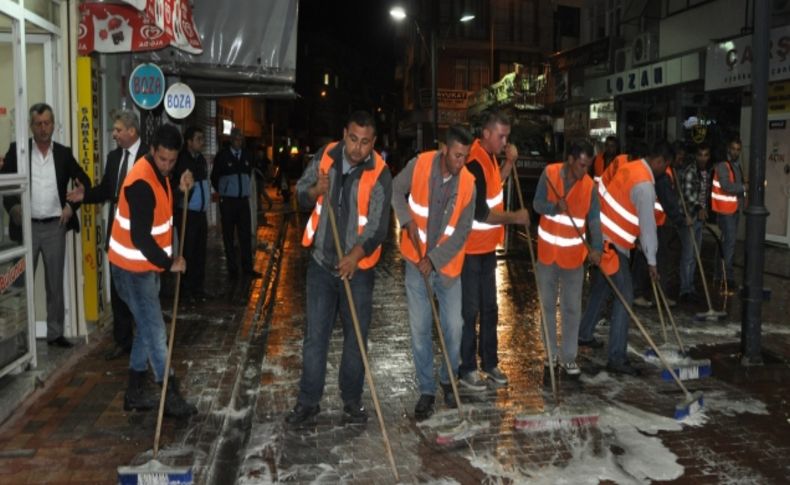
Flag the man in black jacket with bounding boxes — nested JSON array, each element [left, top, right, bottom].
[[210, 128, 261, 279], [67, 110, 144, 359], [1, 103, 91, 348], [172, 126, 210, 300]]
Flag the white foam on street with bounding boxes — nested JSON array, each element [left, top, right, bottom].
[[211, 405, 251, 420]]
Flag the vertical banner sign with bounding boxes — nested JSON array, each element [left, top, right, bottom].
[[76, 57, 100, 322]]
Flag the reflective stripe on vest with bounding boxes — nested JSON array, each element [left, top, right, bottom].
[[108, 157, 173, 273], [465, 139, 504, 253], [711, 162, 738, 214], [537, 163, 593, 269], [399, 150, 475, 279], [599, 160, 653, 250], [654, 201, 666, 226], [301, 142, 387, 270]]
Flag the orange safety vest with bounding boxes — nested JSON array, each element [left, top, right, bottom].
[[599, 160, 654, 250], [400, 151, 475, 279], [108, 157, 173, 273], [465, 139, 504, 254], [711, 161, 739, 214], [600, 154, 629, 187], [537, 163, 593, 269], [301, 142, 387, 270]]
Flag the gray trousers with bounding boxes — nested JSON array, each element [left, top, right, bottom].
[[537, 262, 584, 364], [31, 220, 67, 341]]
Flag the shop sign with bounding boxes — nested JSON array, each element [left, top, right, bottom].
[[78, 2, 202, 55], [76, 57, 102, 321], [164, 82, 195, 119], [585, 52, 700, 98], [705, 25, 790, 91], [769, 81, 790, 115], [129, 63, 165, 110], [419, 89, 471, 110]]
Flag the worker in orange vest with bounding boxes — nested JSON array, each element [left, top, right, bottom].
[[591, 135, 621, 184], [459, 111, 530, 390], [532, 140, 602, 378], [392, 125, 477, 420], [287, 111, 392, 426], [711, 134, 745, 291], [577, 141, 673, 376], [108, 124, 196, 418]]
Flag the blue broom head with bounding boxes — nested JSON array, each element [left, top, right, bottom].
[[117, 460, 193, 485], [661, 362, 712, 381], [673, 391, 704, 420]]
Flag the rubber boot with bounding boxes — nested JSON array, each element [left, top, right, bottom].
[[124, 370, 156, 411], [162, 376, 198, 418]]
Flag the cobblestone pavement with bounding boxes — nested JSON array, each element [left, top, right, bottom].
[[0, 197, 789, 484]]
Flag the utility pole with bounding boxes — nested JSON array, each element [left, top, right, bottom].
[[741, 0, 771, 365]]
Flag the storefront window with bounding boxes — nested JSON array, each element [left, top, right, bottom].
[[24, 0, 58, 25], [0, 256, 29, 370], [0, 186, 25, 248]]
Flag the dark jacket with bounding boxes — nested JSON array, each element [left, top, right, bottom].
[[2, 140, 91, 241], [82, 144, 146, 249], [210, 147, 256, 198], [173, 149, 209, 212]]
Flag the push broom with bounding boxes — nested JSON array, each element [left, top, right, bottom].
[[416, 242, 489, 446], [647, 281, 713, 381], [673, 168, 726, 321], [510, 170, 599, 432], [544, 175, 703, 420], [118, 190, 194, 485], [324, 197, 399, 481]]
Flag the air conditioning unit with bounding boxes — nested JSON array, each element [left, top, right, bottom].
[[614, 47, 631, 73], [631, 33, 658, 66]]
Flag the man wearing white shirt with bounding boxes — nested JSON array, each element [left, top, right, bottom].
[[2, 103, 91, 348], [67, 110, 143, 359]]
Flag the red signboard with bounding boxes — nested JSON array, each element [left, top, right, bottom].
[[78, 2, 202, 55], [143, 0, 202, 54]]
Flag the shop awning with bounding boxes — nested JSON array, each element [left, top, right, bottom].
[[78, 1, 202, 55]]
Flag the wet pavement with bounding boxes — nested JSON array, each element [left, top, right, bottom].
[[0, 192, 789, 484]]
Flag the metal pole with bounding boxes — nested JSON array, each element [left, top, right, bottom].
[[741, 0, 770, 365], [431, 20, 439, 149]]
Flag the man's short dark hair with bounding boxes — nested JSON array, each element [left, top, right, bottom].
[[673, 140, 687, 154], [347, 110, 376, 134], [696, 142, 711, 153], [152, 124, 182, 152], [480, 110, 511, 130], [727, 133, 742, 146], [184, 126, 204, 143], [29, 102, 54, 121], [605, 135, 620, 151], [445, 124, 473, 147], [567, 139, 594, 160], [648, 140, 674, 162]]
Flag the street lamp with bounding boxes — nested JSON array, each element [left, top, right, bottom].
[[390, 4, 474, 149]]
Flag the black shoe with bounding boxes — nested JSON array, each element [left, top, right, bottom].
[[162, 377, 198, 418], [245, 270, 262, 279], [414, 394, 435, 421], [440, 383, 457, 409], [104, 345, 130, 360], [47, 336, 73, 348], [285, 403, 320, 425], [606, 361, 641, 377], [578, 338, 604, 349], [124, 370, 156, 411], [342, 400, 368, 424]]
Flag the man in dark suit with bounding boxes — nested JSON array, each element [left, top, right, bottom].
[[1, 103, 91, 348], [67, 110, 143, 359], [210, 128, 261, 279]]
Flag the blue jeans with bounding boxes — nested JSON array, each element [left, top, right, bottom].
[[404, 262, 463, 396], [679, 220, 703, 295], [460, 252, 499, 376], [111, 265, 168, 381], [296, 258, 374, 407], [579, 250, 632, 366], [715, 212, 739, 282]]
